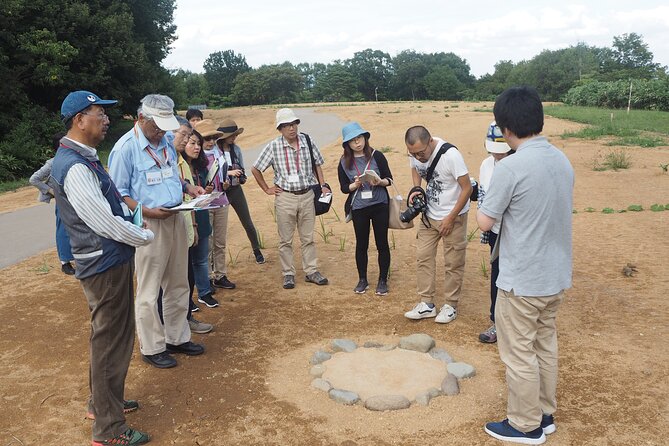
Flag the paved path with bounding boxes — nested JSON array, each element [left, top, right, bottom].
[[0, 108, 346, 269]]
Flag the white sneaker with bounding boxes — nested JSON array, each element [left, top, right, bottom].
[[404, 302, 437, 320], [435, 304, 457, 324]]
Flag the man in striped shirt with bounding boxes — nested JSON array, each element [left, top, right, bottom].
[[51, 90, 154, 446]]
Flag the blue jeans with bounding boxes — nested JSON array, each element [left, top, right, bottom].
[[190, 234, 212, 297], [55, 205, 73, 262]]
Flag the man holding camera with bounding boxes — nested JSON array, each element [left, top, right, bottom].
[[403, 125, 472, 323]]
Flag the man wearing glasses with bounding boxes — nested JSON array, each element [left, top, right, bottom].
[[109, 94, 206, 370], [251, 108, 330, 290], [403, 125, 472, 324], [52, 90, 155, 445]]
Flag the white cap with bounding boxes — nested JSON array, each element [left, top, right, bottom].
[[140, 94, 179, 131]]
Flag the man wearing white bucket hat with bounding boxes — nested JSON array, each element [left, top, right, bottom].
[[252, 108, 330, 289], [109, 94, 206, 369]]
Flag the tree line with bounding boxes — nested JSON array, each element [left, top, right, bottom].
[[0, 0, 666, 181]]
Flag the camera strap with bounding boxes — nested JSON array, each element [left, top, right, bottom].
[[425, 143, 455, 184]]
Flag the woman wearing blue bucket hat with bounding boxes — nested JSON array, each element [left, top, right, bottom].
[[337, 122, 394, 295]]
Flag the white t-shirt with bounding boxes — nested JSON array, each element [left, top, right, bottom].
[[410, 137, 470, 220], [478, 155, 501, 234]]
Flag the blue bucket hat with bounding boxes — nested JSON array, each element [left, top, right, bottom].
[[341, 122, 370, 149], [60, 90, 117, 123]]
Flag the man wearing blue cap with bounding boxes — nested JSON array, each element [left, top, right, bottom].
[[52, 90, 155, 445]]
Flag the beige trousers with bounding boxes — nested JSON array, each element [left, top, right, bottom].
[[134, 213, 191, 355], [275, 190, 318, 276], [210, 205, 230, 279], [415, 213, 467, 307], [495, 289, 564, 432]]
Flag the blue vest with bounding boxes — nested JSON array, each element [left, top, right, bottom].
[[51, 142, 134, 279]]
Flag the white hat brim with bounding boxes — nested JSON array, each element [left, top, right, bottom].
[[153, 114, 180, 131], [485, 140, 512, 154]]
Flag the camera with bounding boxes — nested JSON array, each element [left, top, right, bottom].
[[400, 187, 427, 223]]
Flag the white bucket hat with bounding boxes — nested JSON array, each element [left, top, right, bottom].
[[275, 108, 300, 129]]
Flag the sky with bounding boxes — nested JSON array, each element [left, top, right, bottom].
[[162, 0, 669, 78]]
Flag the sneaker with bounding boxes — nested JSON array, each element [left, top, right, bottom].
[[212, 275, 236, 289], [91, 428, 150, 446], [484, 419, 546, 445], [142, 351, 177, 369], [61, 262, 75, 275], [541, 414, 556, 435], [354, 278, 369, 294], [254, 249, 265, 264], [86, 400, 139, 420], [479, 324, 497, 343], [209, 280, 217, 295], [189, 317, 213, 334], [190, 303, 200, 313], [375, 279, 388, 296], [283, 275, 295, 289], [197, 293, 219, 308], [435, 304, 457, 324], [166, 341, 205, 356], [305, 271, 329, 285], [404, 302, 437, 320]]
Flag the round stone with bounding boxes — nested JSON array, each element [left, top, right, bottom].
[[399, 333, 435, 353], [364, 395, 411, 411]]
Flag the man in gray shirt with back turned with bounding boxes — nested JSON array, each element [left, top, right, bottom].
[[477, 86, 573, 445]]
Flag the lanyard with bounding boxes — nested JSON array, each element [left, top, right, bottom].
[[283, 137, 300, 175], [144, 147, 168, 168], [352, 153, 374, 189]]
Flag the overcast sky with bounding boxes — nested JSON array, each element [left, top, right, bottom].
[[162, 0, 669, 78]]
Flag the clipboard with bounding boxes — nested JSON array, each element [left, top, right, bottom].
[[132, 202, 143, 227], [205, 160, 220, 186]]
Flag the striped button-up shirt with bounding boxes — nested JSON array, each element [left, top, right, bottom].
[[253, 133, 324, 191]]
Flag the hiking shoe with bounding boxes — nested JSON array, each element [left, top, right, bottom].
[[375, 279, 388, 296], [541, 414, 556, 435], [484, 419, 546, 445], [86, 400, 139, 420], [354, 278, 369, 294], [189, 317, 213, 334], [197, 293, 219, 308], [254, 249, 265, 264], [305, 271, 328, 285], [283, 275, 295, 289], [142, 351, 177, 369], [91, 428, 150, 446], [212, 275, 236, 289], [479, 324, 497, 343], [166, 341, 205, 356], [61, 262, 75, 275], [404, 302, 437, 320], [435, 304, 457, 324]]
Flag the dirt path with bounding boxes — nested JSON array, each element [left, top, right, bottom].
[[1, 101, 668, 445]]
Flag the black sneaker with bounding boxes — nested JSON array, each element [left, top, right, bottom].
[[354, 278, 369, 294], [212, 275, 236, 289], [254, 249, 266, 264], [209, 279, 217, 295], [166, 341, 205, 356], [375, 279, 388, 296], [61, 262, 75, 275], [197, 293, 219, 308], [142, 351, 177, 369]]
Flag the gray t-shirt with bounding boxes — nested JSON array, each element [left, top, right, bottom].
[[480, 136, 573, 296]]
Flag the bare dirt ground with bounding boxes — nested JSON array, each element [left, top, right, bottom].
[[1, 102, 668, 445]]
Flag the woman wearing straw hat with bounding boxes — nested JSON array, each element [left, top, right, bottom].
[[337, 122, 394, 296], [215, 118, 265, 265]]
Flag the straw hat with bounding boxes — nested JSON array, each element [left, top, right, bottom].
[[194, 119, 224, 139], [217, 118, 244, 139]]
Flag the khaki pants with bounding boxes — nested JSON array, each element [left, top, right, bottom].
[[135, 214, 191, 355], [209, 205, 230, 279], [415, 213, 467, 307], [275, 190, 318, 276], [81, 261, 134, 441], [495, 289, 564, 432]]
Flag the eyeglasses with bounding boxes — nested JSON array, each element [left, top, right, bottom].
[[279, 121, 298, 130], [175, 130, 192, 138], [407, 141, 430, 159], [80, 112, 109, 121]]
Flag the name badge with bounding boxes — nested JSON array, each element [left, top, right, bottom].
[[146, 170, 162, 185], [361, 190, 373, 199], [287, 174, 299, 183], [162, 167, 174, 179]]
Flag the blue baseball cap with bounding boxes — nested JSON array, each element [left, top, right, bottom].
[[60, 90, 117, 123], [341, 122, 370, 148]]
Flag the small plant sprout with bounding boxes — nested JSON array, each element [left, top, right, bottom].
[[227, 247, 247, 267], [32, 256, 51, 275], [627, 204, 643, 212], [331, 207, 341, 222], [584, 207, 596, 213], [467, 227, 479, 242], [602, 207, 615, 214], [660, 163, 668, 173], [338, 234, 346, 252], [480, 257, 489, 279], [267, 203, 276, 222], [390, 231, 396, 250], [316, 216, 334, 243], [256, 230, 266, 249], [650, 204, 665, 212]]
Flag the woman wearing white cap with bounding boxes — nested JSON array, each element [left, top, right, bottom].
[[477, 121, 515, 344]]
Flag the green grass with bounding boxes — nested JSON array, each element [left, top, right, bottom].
[[545, 105, 669, 135], [605, 135, 667, 147], [0, 178, 30, 193], [472, 108, 493, 113]]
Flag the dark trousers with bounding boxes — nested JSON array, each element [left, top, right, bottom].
[[351, 202, 391, 281], [80, 261, 135, 441], [489, 231, 500, 322], [157, 251, 195, 324], [226, 185, 261, 250]]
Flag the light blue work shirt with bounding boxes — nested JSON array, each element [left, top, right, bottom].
[[108, 124, 184, 209]]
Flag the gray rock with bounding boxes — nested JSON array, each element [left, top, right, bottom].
[[429, 347, 454, 364], [311, 378, 331, 392], [378, 344, 397, 351], [363, 341, 384, 348], [310, 350, 332, 365], [398, 333, 435, 353], [310, 364, 326, 377], [329, 388, 360, 405], [331, 338, 357, 353], [364, 395, 411, 411], [414, 387, 442, 406], [441, 373, 460, 396], [447, 362, 476, 379]]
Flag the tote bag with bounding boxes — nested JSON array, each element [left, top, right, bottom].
[[388, 180, 414, 230]]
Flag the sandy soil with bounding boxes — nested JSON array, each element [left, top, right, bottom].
[[1, 101, 668, 445]]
